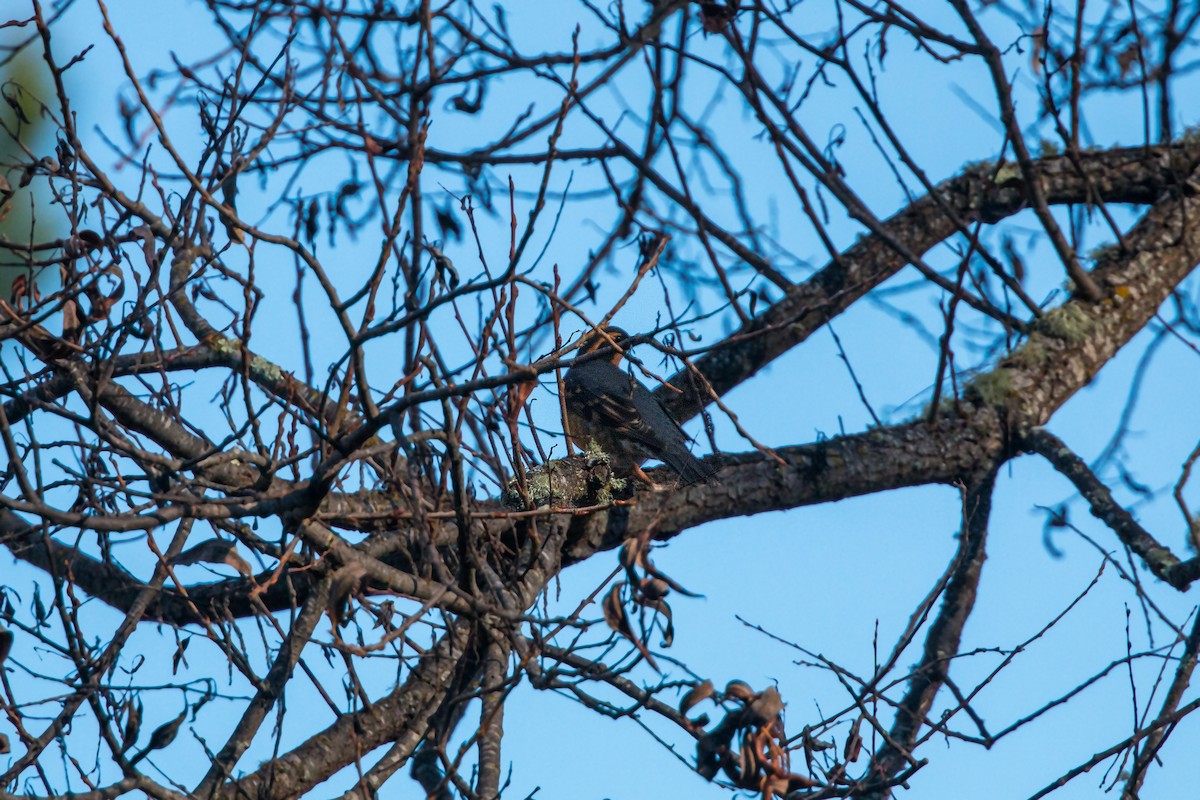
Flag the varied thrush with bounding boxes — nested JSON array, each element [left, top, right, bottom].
[[563, 326, 715, 486]]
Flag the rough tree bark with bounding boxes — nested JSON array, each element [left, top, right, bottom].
[[1, 2, 1199, 799]]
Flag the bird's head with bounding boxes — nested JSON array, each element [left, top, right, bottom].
[[576, 325, 630, 364]]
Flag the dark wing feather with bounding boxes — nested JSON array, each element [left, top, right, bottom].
[[627, 381, 714, 485], [565, 361, 670, 449], [565, 360, 713, 484]]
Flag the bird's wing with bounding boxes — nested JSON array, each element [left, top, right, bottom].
[[566, 359, 714, 484], [565, 361, 681, 453], [628, 381, 693, 450], [630, 384, 715, 484]]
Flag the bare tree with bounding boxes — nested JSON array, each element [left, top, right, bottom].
[[2, 1, 1200, 798]]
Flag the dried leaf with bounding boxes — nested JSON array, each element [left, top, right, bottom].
[[744, 686, 784, 728], [332, 180, 361, 217], [723, 680, 755, 703], [2, 87, 30, 124], [802, 725, 833, 755], [700, 2, 736, 34], [130, 706, 187, 764], [304, 199, 319, 246], [84, 263, 124, 321], [1116, 43, 1140, 78], [220, 165, 239, 210], [426, 242, 460, 288], [448, 82, 483, 115], [1001, 236, 1025, 286], [639, 576, 670, 601], [0, 625, 11, 664], [642, 561, 700, 598], [172, 538, 238, 568], [619, 537, 641, 576], [679, 679, 715, 716], [60, 297, 83, 344], [220, 209, 245, 244], [171, 637, 190, 675], [32, 585, 49, 627], [601, 583, 659, 671], [645, 595, 674, 646], [62, 229, 102, 259], [171, 538, 251, 574], [8, 277, 30, 311], [844, 716, 862, 762], [131, 226, 158, 268], [192, 684, 216, 715], [601, 583, 632, 638], [121, 699, 142, 752], [735, 731, 758, 785], [329, 563, 369, 627], [786, 773, 821, 791], [223, 549, 253, 576], [764, 774, 790, 798], [56, 138, 73, 172], [696, 731, 722, 780], [434, 204, 463, 242], [504, 378, 537, 425]]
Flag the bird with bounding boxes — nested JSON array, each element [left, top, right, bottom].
[[563, 325, 715, 486], [128, 705, 187, 765]]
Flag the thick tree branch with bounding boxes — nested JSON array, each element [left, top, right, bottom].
[[210, 620, 469, 800], [872, 471, 996, 787], [1021, 428, 1194, 588], [659, 142, 1200, 423]]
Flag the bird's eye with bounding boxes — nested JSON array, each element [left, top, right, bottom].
[[605, 328, 629, 345]]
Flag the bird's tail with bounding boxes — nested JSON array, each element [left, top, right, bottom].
[[669, 449, 718, 486]]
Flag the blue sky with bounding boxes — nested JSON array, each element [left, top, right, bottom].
[[3, 1, 1200, 798]]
